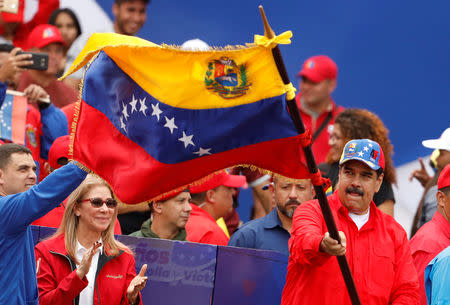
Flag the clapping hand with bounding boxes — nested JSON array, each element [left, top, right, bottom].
[[127, 264, 148, 305], [76, 241, 102, 279]]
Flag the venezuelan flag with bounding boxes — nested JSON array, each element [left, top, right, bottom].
[[0, 92, 27, 145], [64, 33, 310, 204]]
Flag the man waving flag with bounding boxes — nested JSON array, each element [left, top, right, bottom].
[[63, 32, 314, 204]]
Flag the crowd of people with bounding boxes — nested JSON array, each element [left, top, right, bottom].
[[0, 0, 448, 305]]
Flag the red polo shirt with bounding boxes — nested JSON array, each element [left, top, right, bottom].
[[409, 212, 450, 305], [185, 204, 229, 246], [282, 191, 420, 305], [295, 93, 344, 164]]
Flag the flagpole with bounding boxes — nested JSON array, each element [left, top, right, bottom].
[[258, 6, 362, 305]]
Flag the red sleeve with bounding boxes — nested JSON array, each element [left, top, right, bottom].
[[114, 218, 122, 235], [412, 250, 434, 305], [289, 200, 331, 266], [390, 229, 420, 305], [25, 0, 60, 30], [12, 0, 60, 49], [35, 245, 88, 305]]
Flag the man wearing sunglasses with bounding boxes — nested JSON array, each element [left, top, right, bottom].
[[130, 189, 191, 241], [0, 143, 87, 305]]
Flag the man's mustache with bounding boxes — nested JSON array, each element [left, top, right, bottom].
[[285, 199, 301, 207], [345, 186, 364, 196]]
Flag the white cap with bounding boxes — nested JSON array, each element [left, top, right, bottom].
[[422, 127, 450, 151], [180, 39, 210, 51]]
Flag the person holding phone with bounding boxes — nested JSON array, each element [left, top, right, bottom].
[[0, 44, 69, 180], [35, 175, 148, 305], [16, 24, 78, 108]]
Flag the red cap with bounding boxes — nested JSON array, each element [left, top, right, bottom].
[[438, 164, 450, 190], [1, 0, 24, 23], [155, 189, 189, 203], [296, 55, 338, 83], [48, 135, 70, 169], [26, 24, 66, 50], [190, 171, 247, 194]]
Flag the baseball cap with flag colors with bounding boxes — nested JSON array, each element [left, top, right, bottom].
[[26, 24, 66, 50], [190, 170, 247, 194], [437, 164, 450, 190], [297, 55, 338, 83], [339, 139, 385, 171]]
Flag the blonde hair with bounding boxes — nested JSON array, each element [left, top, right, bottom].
[[53, 174, 131, 264]]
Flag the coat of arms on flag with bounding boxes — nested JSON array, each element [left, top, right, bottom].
[[62, 32, 311, 204], [204, 57, 250, 99]]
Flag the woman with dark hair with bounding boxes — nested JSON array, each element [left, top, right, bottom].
[[35, 175, 148, 305], [48, 8, 82, 79], [320, 108, 396, 216], [48, 8, 82, 49]]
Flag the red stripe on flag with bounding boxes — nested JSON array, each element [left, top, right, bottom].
[[73, 101, 310, 204], [11, 95, 27, 145]]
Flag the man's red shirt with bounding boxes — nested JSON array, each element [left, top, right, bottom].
[[409, 212, 450, 305], [17, 72, 78, 108], [295, 93, 344, 164], [185, 204, 229, 246], [282, 191, 420, 305]]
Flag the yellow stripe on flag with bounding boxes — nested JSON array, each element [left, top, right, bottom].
[[62, 33, 287, 110]]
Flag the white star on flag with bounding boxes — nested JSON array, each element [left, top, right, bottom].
[[130, 95, 138, 113], [164, 116, 178, 134], [358, 151, 364, 157], [363, 146, 369, 152], [120, 116, 127, 133], [139, 97, 148, 115], [193, 147, 211, 156], [368, 143, 373, 147], [151, 103, 163, 121], [178, 131, 195, 148], [122, 103, 129, 120]]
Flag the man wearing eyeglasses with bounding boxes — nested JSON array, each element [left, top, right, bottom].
[[130, 190, 192, 241], [0, 143, 87, 305]]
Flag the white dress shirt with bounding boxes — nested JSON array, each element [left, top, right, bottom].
[[75, 238, 103, 305]]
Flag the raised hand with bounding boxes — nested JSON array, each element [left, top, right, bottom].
[[126, 264, 148, 305], [320, 231, 347, 256], [0, 48, 33, 84], [76, 241, 102, 279], [409, 158, 431, 187]]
